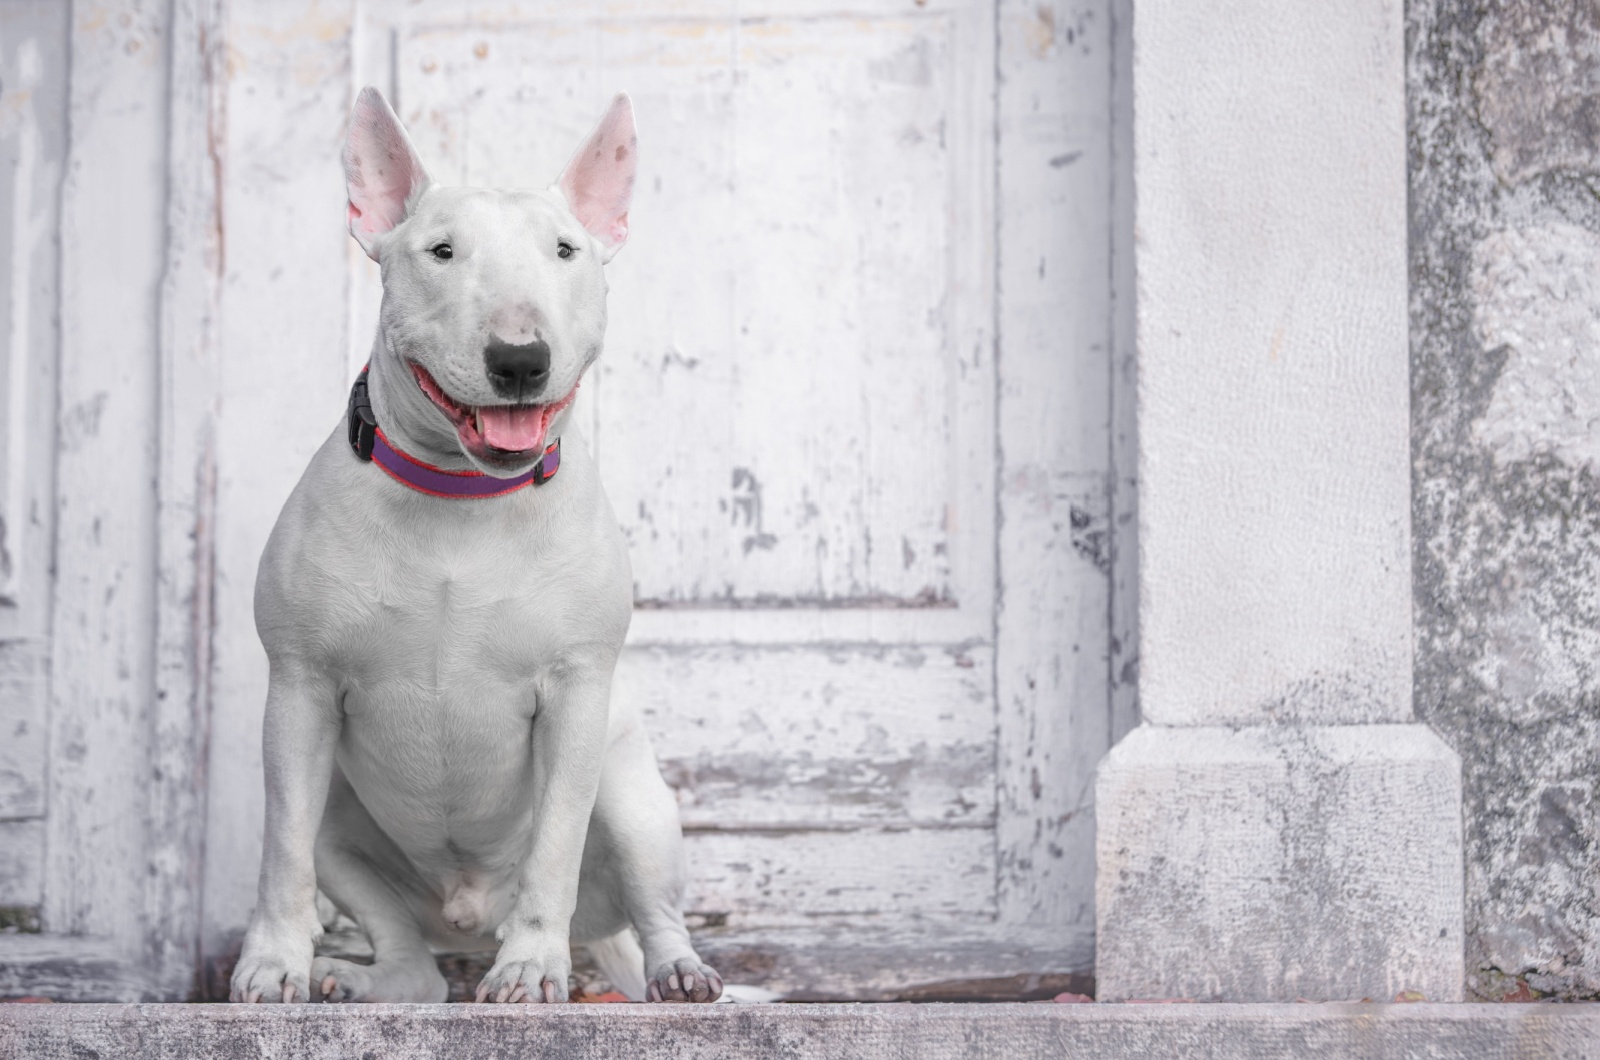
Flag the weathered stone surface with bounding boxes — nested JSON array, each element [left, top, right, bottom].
[[1471, 223, 1600, 470], [1411, 0, 1600, 1001], [4, 1003, 1600, 1060], [1474, 1, 1600, 184], [1096, 726, 1463, 1003]]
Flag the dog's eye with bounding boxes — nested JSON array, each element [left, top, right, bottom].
[[431, 243, 453, 261], [556, 241, 575, 260]]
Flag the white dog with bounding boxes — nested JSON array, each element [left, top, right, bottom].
[[228, 87, 722, 1005]]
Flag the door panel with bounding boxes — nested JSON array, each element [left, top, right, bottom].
[[684, 828, 996, 923], [401, 13, 987, 609], [394, 3, 1000, 957], [621, 644, 995, 830]]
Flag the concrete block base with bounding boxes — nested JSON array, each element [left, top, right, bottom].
[[1096, 725, 1463, 1002]]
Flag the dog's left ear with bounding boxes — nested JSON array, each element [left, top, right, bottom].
[[557, 94, 637, 264]]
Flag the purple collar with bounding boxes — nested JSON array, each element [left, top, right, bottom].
[[347, 366, 559, 498], [372, 428, 559, 498]]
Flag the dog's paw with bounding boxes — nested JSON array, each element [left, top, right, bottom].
[[646, 957, 723, 1003], [229, 909, 320, 1003], [475, 935, 572, 1003], [229, 938, 314, 1003], [311, 955, 447, 1003], [311, 956, 375, 1003]]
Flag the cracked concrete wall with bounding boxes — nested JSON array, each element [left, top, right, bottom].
[[1410, 0, 1600, 1002]]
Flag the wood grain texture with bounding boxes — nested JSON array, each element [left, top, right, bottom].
[[0, 819, 42, 908], [0, 5, 69, 849], [199, 0, 355, 960], [0, 935, 151, 1002], [622, 643, 994, 829], [993, 0, 1115, 938], [149, 0, 227, 997], [683, 828, 996, 924], [0, 641, 45, 819], [694, 924, 1089, 997], [0, 1, 67, 626], [44, 0, 168, 944]]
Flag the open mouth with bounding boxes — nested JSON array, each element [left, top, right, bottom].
[[410, 361, 577, 462]]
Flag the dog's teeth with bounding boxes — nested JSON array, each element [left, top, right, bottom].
[[474, 407, 482, 434]]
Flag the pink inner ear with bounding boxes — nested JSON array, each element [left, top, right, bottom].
[[559, 96, 637, 251], [344, 88, 429, 253]]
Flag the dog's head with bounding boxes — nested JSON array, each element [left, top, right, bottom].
[[343, 87, 635, 476]]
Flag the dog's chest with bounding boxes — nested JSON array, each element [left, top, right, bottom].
[[319, 525, 619, 849], [311, 494, 615, 744], [261, 433, 631, 841]]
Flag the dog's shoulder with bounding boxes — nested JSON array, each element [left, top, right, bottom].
[[253, 425, 386, 650]]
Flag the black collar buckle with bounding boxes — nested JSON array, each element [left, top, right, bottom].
[[347, 366, 377, 462]]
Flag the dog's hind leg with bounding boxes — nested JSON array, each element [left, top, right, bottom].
[[588, 721, 723, 1003], [310, 772, 448, 1003]]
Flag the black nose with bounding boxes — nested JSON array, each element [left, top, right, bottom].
[[484, 335, 551, 400]]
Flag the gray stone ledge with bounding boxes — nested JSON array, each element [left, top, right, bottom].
[[2, 1002, 1597, 1059]]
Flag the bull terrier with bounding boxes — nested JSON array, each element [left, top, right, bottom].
[[228, 87, 722, 1005]]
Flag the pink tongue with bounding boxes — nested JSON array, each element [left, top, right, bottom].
[[478, 405, 545, 452]]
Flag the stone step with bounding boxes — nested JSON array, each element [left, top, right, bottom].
[[2, 1002, 1597, 1059]]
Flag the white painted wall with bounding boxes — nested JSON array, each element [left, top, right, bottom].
[[1134, 0, 1413, 727], [0, 0, 1132, 998]]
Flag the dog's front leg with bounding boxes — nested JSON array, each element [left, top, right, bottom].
[[229, 664, 341, 1003], [476, 663, 612, 1004]]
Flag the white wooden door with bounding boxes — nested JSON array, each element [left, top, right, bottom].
[[342, 0, 1124, 994], [0, 0, 1132, 1001], [388, 6, 1002, 991]]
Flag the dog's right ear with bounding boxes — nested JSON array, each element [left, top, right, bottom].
[[343, 86, 430, 262]]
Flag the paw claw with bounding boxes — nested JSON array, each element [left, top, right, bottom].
[[648, 957, 723, 1003]]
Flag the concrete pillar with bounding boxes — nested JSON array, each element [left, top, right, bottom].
[[1095, 0, 1465, 1001]]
